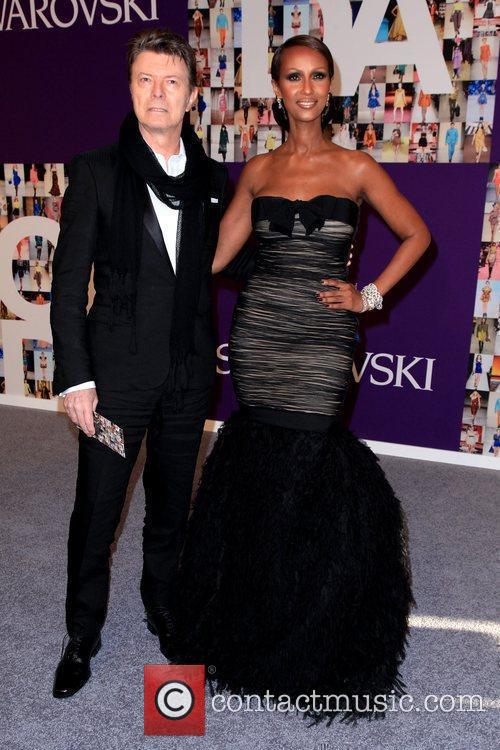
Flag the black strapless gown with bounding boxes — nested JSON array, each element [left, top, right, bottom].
[[170, 195, 417, 726]]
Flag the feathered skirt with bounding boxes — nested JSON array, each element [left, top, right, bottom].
[[170, 408, 417, 726]]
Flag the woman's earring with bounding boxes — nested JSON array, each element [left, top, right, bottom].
[[321, 91, 333, 128], [273, 95, 289, 129]]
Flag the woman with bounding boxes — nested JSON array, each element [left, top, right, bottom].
[[16, 260, 25, 292], [39, 351, 48, 381], [49, 163, 61, 197], [494, 166, 500, 198], [488, 201, 499, 241], [33, 261, 43, 292], [472, 121, 487, 163], [445, 122, 459, 163], [217, 48, 227, 87], [480, 279, 492, 314], [417, 125, 429, 163], [234, 51, 242, 87], [11, 195, 20, 218], [482, 0, 495, 22], [473, 354, 482, 389], [391, 126, 402, 160], [29, 164, 39, 197], [479, 38, 491, 79], [268, 1, 276, 46], [196, 87, 207, 128], [477, 83, 488, 117], [9, 164, 21, 197], [448, 80, 459, 120], [342, 95, 352, 122], [418, 89, 431, 123], [389, 4, 407, 40], [450, 1, 464, 35], [35, 234, 43, 260], [452, 43, 463, 79], [192, 5, 203, 50], [240, 124, 250, 162], [469, 390, 481, 425], [216, 7, 229, 48], [218, 123, 229, 162], [363, 122, 377, 151], [195, 47, 205, 87], [393, 82, 407, 122], [367, 82, 380, 121], [218, 86, 227, 124], [486, 242, 497, 278], [475, 314, 489, 353], [171, 35, 429, 726], [393, 63, 405, 83], [465, 425, 478, 453]]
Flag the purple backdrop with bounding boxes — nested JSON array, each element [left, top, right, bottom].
[[1, 1, 498, 452]]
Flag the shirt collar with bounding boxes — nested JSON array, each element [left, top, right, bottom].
[[152, 137, 187, 177]]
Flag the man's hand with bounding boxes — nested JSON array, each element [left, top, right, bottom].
[[63, 388, 98, 437]]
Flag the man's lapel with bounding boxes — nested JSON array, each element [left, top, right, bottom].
[[143, 192, 175, 277]]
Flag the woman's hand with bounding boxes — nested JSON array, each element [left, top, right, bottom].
[[317, 278, 364, 313]]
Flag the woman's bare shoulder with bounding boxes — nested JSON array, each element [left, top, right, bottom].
[[238, 151, 278, 195], [324, 143, 379, 181]]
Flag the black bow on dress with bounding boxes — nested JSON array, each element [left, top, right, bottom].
[[268, 196, 328, 237]]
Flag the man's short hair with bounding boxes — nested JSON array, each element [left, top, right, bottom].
[[127, 27, 196, 89]]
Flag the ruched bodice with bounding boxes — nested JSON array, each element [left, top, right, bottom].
[[229, 195, 361, 417]]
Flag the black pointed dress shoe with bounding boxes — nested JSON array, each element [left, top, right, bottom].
[[145, 606, 179, 660], [52, 633, 102, 699]]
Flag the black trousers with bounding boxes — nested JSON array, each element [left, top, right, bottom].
[[65, 383, 211, 637]]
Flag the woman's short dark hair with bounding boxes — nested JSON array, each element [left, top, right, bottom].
[[127, 27, 196, 89], [270, 34, 335, 131]]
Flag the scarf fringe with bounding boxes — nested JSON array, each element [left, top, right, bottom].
[[109, 270, 138, 354], [162, 351, 197, 415]]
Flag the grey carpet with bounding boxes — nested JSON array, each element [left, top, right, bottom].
[[0, 405, 497, 750]]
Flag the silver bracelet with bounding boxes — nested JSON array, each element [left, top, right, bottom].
[[360, 282, 383, 312]]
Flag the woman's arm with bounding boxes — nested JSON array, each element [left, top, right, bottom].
[[212, 154, 264, 274], [319, 152, 431, 311], [356, 153, 431, 296]]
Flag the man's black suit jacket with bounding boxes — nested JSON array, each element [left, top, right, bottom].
[[50, 143, 228, 396]]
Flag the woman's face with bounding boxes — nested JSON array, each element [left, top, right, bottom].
[[272, 45, 331, 128]]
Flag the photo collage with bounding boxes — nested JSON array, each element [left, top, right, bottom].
[[188, 0, 498, 164], [460, 163, 500, 456], [0, 162, 66, 400]]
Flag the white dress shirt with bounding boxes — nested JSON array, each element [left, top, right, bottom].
[[59, 137, 187, 397]]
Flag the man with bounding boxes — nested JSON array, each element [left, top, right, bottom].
[[50, 28, 229, 698]]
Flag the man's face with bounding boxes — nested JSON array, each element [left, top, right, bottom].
[[129, 51, 197, 134]]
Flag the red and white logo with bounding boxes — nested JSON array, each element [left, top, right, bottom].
[[144, 664, 205, 736]]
